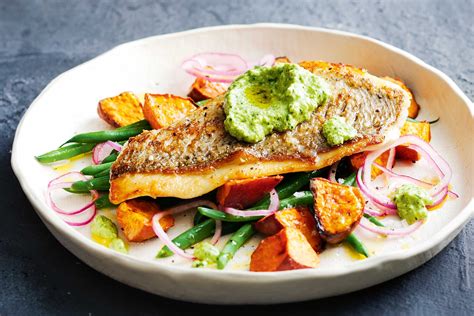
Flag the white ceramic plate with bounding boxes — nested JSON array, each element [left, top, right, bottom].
[[12, 24, 473, 304]]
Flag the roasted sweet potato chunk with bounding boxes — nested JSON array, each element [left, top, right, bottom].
[[116, 199, 174, 242], [187, 78, 228, 102], [216, 176, 283, 209], [97, 92, 144, 127], [275, 56, 292, 64], [383, 76, 420, 119], [250, 227, 319, 272], [350, 150, 391, 179], [396, 120, 431, 161], [310, 178, 364, 244], [143, 93, 196, 129], [254, 206, 324, 253]]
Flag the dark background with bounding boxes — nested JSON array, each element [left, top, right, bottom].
[[1, 0, 473, 314]]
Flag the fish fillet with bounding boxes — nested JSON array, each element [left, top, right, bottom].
[[110, 61, 410, 203]]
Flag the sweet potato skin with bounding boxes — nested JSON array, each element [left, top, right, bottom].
[[143, 93, 196, 129], [97, 92, 144, 127], [216, 176, 283, 209], [116, 199, 174, 242], [350, 150, 391, 179], [254, 206, 324, 253], [396, 120, 431, 161], [275, 56, 292, 64], [187, 78, 228, 102], [250, 227, 319, 272], [383, 76, 420, 119], [310, 178, 365, 244]]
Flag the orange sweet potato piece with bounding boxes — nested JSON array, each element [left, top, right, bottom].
[[216, 176, 283, 209], [396, 120, 431, 161], [383, 76, 420, 119], [187, 78, 228, 102], [250, 227, 319, 272], [350, 150, 391, 179], [275, 56, 292, 64], [143, 93, 196, 129], [97, 92, 144, 127], [310, 178, 365, 244], [254, 206, 324, 253], [116, 199, 174, 242]]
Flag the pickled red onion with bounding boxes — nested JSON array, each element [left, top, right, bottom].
[[359, 217, 423, 236], [182, 52, 275, 83], [46, 172, 98, 226], [223, 189, 279, 217], [92, 141, 122, 165], [152, 200, 217, 259]]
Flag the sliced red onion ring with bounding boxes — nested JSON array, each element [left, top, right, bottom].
[[152, 200, 218, 259], [357, 168, 397, 209], [250, 54, 276, 67], [373, 163, 458, 200], [47, 172, 99, 226], [359, 217, 424, 236], [224, 189, 279, 217], [427, 187, 449, 209], [328, 161, 339, 182], [63, 207, 97, 226], [210, 220, 222, 245], [92, 141, 122, 165], [364, 207, 385, 217], [181, 52, 248, 83], [361, 135, 453, 209], [386, 148, 396, 170], [182, 53, 276, 83]]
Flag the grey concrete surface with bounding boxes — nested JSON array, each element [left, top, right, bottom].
[[1, 0, 472, 314]]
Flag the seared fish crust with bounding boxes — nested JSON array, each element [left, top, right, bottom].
[[110, 61, 410, 203]]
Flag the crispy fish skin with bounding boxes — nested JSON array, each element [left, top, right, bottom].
[[110, 61, 410, 203]]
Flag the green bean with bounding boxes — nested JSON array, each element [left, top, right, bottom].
[[253, 169, 326, 209], [95, 194, 116, 209], [345, 233, 369, 257], [156, 220, 241, 258], [115, 119, 150, 130], [61, 120, 150, 146], [36, 143, 95, 163], [81, 162, 113, 175], [198, 207, 261, 222], [94, 168, 110, 178], [341, 172, 370, 257], [196, 100, 210, 106], [65, 176, 110, 193], [197, 191, 314, 222], [193, 211, 206, 225], [62, 127, 147, 145], [343, 172, 357, 186], [363, 213, 385, 227], [276, 191, 314, 210], [101, 152, 119, 164], [217, 223, 255, 269]]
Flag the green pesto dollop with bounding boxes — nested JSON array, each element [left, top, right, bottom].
[[322, 116, 357, 146], [90, 215, 118, 240], [110, 238, 128, 254], [393, 184, 433, 224], [224, 63, 330, 143], [192, 242, 220, 268]]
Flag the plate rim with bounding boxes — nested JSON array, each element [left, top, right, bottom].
[[11, 23, 474, 282]]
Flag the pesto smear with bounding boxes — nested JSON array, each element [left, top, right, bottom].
[[224, 63, 330, 143], [90, 215, 128, 253], [322, 116, 357, 146], [393, 184, 433, 224], [192, 242, 220, 268]]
